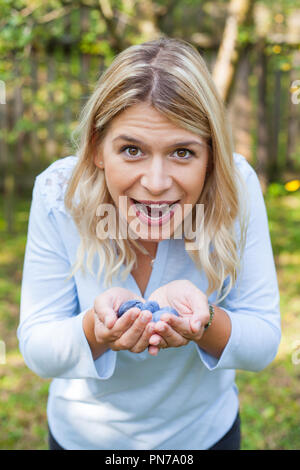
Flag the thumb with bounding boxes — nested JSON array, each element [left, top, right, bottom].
[[190, 316, 202, 334], [94, 303, 117, 329], [189, 299, 203, 333], [104, 309, 117, 329]]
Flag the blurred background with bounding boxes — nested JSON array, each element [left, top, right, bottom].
[[0, 0, 299, 450]]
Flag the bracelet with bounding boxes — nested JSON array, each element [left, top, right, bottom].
[[204, 304, 214, 330]]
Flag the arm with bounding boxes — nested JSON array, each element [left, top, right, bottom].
[[148, 160, 281, 372], [148, 283, 232, 358], [195, 304, 231, 359], [18, 176, 116, 380], [195, 163, 281, 371], [83, 308, 109, 360]]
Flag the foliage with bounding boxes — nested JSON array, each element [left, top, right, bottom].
[[0, 185, 299, 449], [0, 5, 299, 449], [0, 0, 299, 183]]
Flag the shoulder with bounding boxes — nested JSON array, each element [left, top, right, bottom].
[[232, 152, 262, 199], [34, 155, 78, 215], [233, 152, 257, 181]]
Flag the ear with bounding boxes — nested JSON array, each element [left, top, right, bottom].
[[94, 154, 104, 168], [92, 133, 104, 169]]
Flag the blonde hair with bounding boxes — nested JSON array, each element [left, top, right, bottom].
[[65, 37, 250, 304]]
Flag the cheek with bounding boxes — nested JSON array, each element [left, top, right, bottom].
[[104, 164, 137, 208], [181, 168, 207, 201], [104, 166, 126, 195]]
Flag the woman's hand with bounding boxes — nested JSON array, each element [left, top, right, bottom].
[[147, 280, 210, 351], [92, 287, 159, 355]]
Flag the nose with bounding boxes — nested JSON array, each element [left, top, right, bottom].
[[140, 157, 173, 195]]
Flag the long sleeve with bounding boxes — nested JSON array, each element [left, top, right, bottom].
[[196, 158, 281, 371], [17, 175, 116, 380]]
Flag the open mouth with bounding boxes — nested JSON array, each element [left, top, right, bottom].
[[129, 198, 180, 225]]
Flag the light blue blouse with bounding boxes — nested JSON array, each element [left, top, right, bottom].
[[18, 152, 281, 450]]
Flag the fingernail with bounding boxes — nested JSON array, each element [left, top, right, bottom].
[[131, 311, 138, 321], [143, 312, 153, 323], [194, 320, 201, 330], [156, 323, 165, 332]]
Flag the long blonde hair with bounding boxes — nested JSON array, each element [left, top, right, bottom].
[[65, 37, 249, 304]]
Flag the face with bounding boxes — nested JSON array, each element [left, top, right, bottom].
[[94, 102, 210, 243]]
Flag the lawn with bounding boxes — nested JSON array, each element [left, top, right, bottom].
[[0, 184, 299, 450]]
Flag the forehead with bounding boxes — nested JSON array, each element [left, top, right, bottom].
[[106, 103, 205, 143]]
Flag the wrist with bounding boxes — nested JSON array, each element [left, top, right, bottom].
[[83, 308, 109, 360], [194, 305, 231, 359], [204, 304, 215, 330]]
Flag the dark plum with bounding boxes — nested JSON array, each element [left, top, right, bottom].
[[117, 299, 179, 321], [140, 301, 160, 313], [117, 299, 143, 317], [152, 308, 179, 322]]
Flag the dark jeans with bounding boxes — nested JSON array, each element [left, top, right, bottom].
[[208, 412, 241, 450], [48, 412, 241, 451]]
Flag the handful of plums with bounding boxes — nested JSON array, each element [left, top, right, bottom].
[[117, 300, 179, 322]]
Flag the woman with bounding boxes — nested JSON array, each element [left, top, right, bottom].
[[18, 37, 281, 450]]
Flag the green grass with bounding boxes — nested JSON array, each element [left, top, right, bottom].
[[0, 185, 299, 450]]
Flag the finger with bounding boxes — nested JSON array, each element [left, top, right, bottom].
[[96, 291, 145, 328], [153, 320, 188, 347], [148, 345, 160, 356], [105, 312, 118, 329], [148, 333, 168, 348], [189, 294, 210, 328], [130, 320, 156, 353], [97, 307, 140, 343], [117, 310, 153, 350], [190, 315, 204, 334], [94, 306, 118, 329], [160, 313, 204, 340], [159, 313, 190, 336]]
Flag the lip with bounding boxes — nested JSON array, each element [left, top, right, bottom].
[[129, 198, 181, 226], [131, 198, 180, 205]]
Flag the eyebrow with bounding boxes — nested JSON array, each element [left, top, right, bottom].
[[112, 134, 206, 148]]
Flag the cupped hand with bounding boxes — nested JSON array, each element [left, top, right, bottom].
[[147, 280, 210, 351], [93, 287, 159, 355]]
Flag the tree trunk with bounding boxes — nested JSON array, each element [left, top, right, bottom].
[[227, 53, 252, 162], [269, 68, 281, 181], [3, 77, 15, 234], [212, 0, 253, 103], [256, 39, 269, 191], [30, 51, 39, 171], [286, 51, 300, 172]]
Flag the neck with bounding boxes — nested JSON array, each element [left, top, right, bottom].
[[137, 239, 158, 258], [129, 238, 158, 260]]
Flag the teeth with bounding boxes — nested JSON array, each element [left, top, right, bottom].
[[147, 203, 169, 209], [134, 200, 176, 219]]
